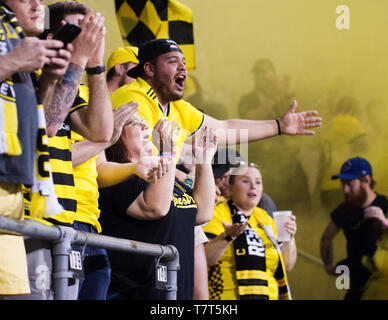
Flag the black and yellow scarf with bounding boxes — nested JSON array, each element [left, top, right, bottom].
[[228, 200, 291, 300], [0, 6, 62, 218], [0, 6, 22, 156]]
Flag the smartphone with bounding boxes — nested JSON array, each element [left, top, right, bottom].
[[53, 23, 82, 47]]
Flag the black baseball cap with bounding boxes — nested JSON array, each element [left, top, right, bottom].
[[212, 148, 243, 178], [127, 39, 183, 78]]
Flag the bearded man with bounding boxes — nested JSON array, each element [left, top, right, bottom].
[[320, 157, 388, 300]]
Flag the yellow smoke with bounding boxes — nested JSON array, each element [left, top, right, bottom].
[[44, 0, 388, 300]]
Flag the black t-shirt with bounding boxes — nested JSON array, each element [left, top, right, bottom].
[[331, 194, 388, 258], [99, 176, 197, 300]]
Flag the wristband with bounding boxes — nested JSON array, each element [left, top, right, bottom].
[[160, 152, 176, 158], [184, 175, 193, 188], [86, 65, 106, 75], [275, 119, 282, 135]]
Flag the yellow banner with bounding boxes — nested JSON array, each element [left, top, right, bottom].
[[115, 0, 195, 70]]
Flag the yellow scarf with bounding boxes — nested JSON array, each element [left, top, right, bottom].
[[0, 10, 21, 155], [0, 6, 63, 218]]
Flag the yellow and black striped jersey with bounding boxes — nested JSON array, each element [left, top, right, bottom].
[[46, 85, 89, 224], [24, 84, 88, 225], [110, 77, 204, 162], [46, 113, 75, 224]]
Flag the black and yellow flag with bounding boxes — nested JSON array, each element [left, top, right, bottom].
[[115, 0, 195, 70]]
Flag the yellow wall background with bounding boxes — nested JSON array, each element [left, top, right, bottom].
[[44, 0, 388, 300]]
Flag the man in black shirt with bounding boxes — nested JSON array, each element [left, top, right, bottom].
[[320, 157, 388, 300]]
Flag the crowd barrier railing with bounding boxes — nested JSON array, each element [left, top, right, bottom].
[[297, 248, 323, 266], [0, 216, 179, 300]]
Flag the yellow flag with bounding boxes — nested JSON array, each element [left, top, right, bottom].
[[115, 0, 195, 70]]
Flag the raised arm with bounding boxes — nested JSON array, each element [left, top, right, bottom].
[[126, 120, 176, 220], [0, 37, 64, 82], [45, 61, 83, 137], [71, 102, 162, 186], [71, 17, 113, 142], [72, 102, 138, 167], [191, 127, 218, 225], [45, 10, 107, 138], [96, 151, 164, 188], [37, 39, 74, 113], [204, 100, 322, 145], [0, 36, 75, 136]]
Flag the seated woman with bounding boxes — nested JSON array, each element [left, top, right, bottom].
[[203, 163, 297, 300], [98, 113, 217, 300]]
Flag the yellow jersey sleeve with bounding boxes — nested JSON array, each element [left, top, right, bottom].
[[110, 82, 158, 132], [71, 83, 89, 114], [174, 99, 204, 138], [110, 83, 136, 110]]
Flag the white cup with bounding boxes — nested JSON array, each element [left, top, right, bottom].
[[273, 211, 292, 242]]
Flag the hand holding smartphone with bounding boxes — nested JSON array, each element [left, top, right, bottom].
[[53, 23, 82, 48]]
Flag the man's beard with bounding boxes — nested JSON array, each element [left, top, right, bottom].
[[153, 72, 183, 103], [119, 77, 126, 88], [220, 185, 231, 199], [345, 186, 368, 207]]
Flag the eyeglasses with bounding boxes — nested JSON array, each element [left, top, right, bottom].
[[125, 118, 147, 127]]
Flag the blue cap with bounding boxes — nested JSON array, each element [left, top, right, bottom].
[[331, 157, 373, 180]]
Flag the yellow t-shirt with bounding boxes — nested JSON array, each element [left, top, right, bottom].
[[70, 85, 102, 232], [70, 134, 100, 232], [0, 181, 30, 295], [202, 202, 280, 300], [110, 77, 204, 162]]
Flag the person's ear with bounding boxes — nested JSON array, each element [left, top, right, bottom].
[[144, 62, 154, 77], [114, 63, 124, 76]]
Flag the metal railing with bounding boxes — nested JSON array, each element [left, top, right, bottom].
[[0, 216, 180, 300], [297, 248, 324, 266]]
